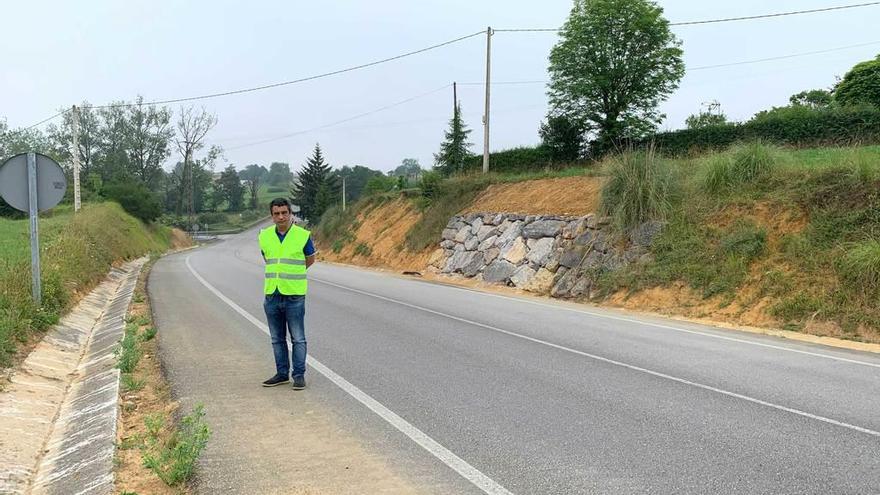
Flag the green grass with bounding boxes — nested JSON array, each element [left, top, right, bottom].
[[140, 326, 157, 342], [116, 322, 142, 374], [121, 372, 146, 392], [142, 404, 211, 486], [703, 141, 783, 193], [599, 149, 673, 231], [837, 239, 880, 300], [0, 202, 171, 367]]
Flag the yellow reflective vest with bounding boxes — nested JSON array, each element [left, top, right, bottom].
[[258, 224, 311, 295]]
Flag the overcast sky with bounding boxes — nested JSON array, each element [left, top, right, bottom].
[[3, 1, 878, 174]]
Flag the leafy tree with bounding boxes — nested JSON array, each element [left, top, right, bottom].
[[685, 111, 728, 129], [46, 103, 100, 186], [835, 55, 880, 108], [125, 96, 173, 189], [539, 114, 584, 161], [363, 175, 396, 196], [789, 89, 833, 109], [240, 164, 269, 182], [434, 102, 472, 175], [267, 162, 292, 186], [390, 158, 422, 177], [96, 103, 132, 183], [217, 165, 245, 211], [291, 144, 340, 222], [547, 0, 684, 155], [174, 106, 217, 222], [335, 165, 384, 204]]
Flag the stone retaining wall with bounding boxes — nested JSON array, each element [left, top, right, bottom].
[[429, 212, 663, 299]]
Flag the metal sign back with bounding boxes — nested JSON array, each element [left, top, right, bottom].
[[0, 153, 67, 212]]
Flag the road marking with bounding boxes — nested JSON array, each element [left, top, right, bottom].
[[312, 276, 880, 439], [313, 268, 880, 369], [185, 256, 513, 495]]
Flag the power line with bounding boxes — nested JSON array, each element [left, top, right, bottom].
[[20, 31, 484, 128], [23, 110, 68, 130], [690, 39, 880, 70], [495, 1, 880, 32], [223, 84, 452, 150]]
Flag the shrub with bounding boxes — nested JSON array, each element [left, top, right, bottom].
[[599, 149, 673, 230], [103, 182, 162, 223], [116, 323, 141, 374], [462, 146, 553, 173], [142, 404, 211, 486], [418, 171, 443, 200]]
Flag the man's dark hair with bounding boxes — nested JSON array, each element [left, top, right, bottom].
[[269, 197, 291, 212]]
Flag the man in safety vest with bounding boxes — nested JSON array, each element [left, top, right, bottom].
[[259, 198, 316, 390]]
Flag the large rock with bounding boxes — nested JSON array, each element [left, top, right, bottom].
[[496, 219, 511, 233], [470, 216, 484, 231], [483, 247, 500, 264], [574, 230, 593, 246], [462, 253, 485, 277], [562, 218, 587, 239], [558, 246, 587, 268], [502, 237, 528, 264], [585, 213, 599, 229], [454, 225, 472, 243], [483, 260, 517, 283], [630, 220, 665, 248], [454, 251, 482, 273], [441, 228, 458, 241], [522, 219, 566, 239], [569, 276, 591, 298], [592, 231, 611, 253], [464, 236, 479, 251], [478, 235, 498, 251], [453, 242, 466, 252], [526, 237, 555, 266], [545, 248, 563, 272], [495, 221, 523, 248], [523, 268, 556, 293], [491, 213, 505, 226], [428, 248, 446, 268], [440, 239, 456, 249], [510, 265, 537, 288], [476, 225, 498, 243], [550, 268, 578, 297]]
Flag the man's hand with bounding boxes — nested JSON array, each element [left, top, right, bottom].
[[305, 255, 316, 269]]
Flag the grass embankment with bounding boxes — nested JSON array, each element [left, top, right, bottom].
[[316, 144, 880, 342], [0, 202, 176, 367]]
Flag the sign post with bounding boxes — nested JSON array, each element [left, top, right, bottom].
[[0, 152, 68, 305]]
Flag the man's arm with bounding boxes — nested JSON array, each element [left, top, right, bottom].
[[304, 237, 317, 269]]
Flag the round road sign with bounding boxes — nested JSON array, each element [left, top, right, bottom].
[[0, 153, 67, 212]]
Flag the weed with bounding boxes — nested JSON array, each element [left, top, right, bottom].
[[121, 373, 146, 392], [600, 148, 673, 231], [116, 323, 141, 374], [142, 404, 211, 486]]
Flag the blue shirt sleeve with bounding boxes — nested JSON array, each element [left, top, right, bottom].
[[303, 237, 316, 256]]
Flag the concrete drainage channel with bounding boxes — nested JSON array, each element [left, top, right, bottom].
[[0, 258, 146, 495]]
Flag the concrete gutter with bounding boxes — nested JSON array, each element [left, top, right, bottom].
[[0, 258, 145, 495]]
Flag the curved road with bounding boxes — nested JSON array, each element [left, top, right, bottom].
[[150, 226, 880, 494]]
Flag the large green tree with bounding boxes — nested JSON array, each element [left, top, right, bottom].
[[835, 55, 880, 108], [335, 165, 385, 204], [291, 144, 340, 222], [547, 0, 684, 155], [217, 165, 245, 211], [267, 162, 292, 186], [434, 102, 472, 175], [124, 96, 173, 189], [539, 114, 585, 161]]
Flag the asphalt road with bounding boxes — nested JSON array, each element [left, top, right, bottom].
[[151, 225, 880, 494]]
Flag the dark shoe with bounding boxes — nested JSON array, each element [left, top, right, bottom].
[[292, 375, 306, 390], [262, 374, 289, 387]]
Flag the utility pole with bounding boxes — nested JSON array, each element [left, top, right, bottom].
[[453, 81, 458, 111], [71, 105, 81, 212], [482, 26, 493, 174], [342, 175, 346, 212]]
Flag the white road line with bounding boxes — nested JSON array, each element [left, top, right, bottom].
[[313, 277, 880, 439], [311, 269, 880, 369], [185, 255, 513, 495]]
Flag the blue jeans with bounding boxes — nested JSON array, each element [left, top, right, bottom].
[[263, 294, 306, 378]]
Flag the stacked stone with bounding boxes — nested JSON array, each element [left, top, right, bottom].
[[429, 212, 663, 299]]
